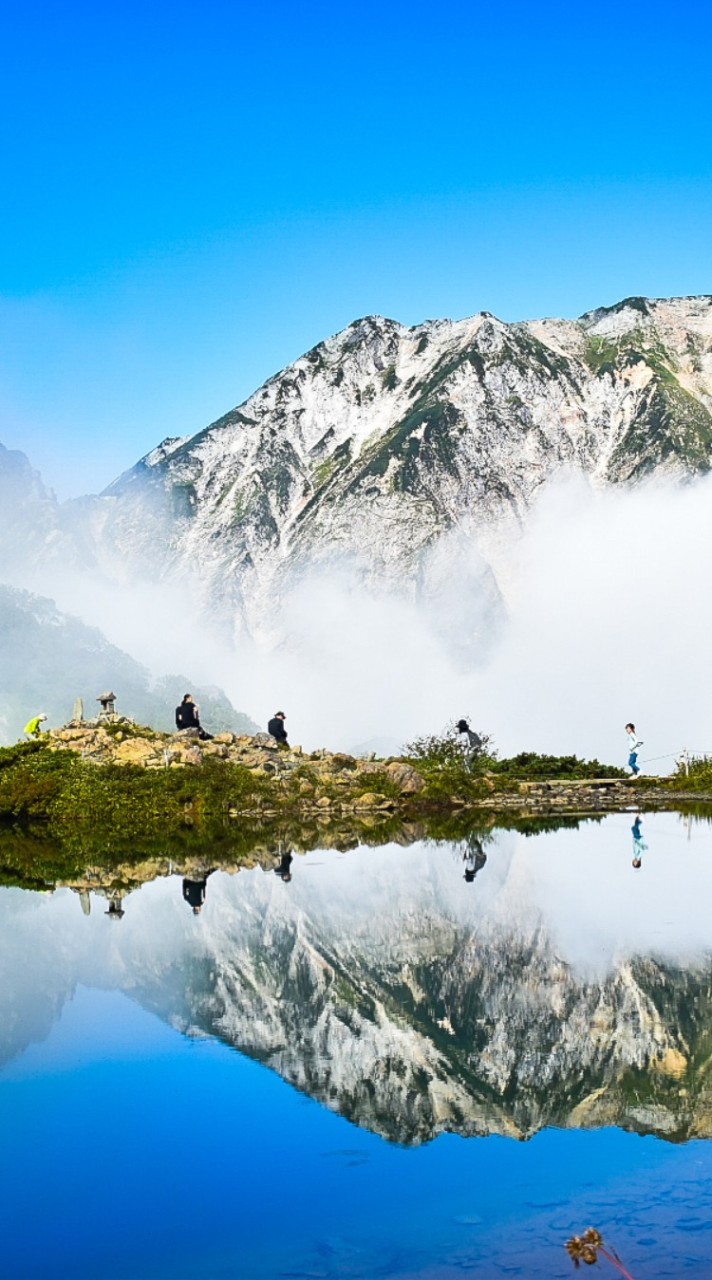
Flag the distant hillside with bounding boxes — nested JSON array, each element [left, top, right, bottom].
[[0, 585, 257, 743]]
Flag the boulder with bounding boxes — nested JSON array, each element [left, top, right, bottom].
[[330, 753, 357, 770], [384, 762, 425, 793], [113, 739, 162, 767], [353, 792, 386, 808]]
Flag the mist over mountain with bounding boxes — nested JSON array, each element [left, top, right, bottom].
[[4, 295, 712, 631], [3, 294, 712, 754], [0, 585, 257, 743]]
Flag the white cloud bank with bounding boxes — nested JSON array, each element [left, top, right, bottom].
[[13, 470, 712, 769]]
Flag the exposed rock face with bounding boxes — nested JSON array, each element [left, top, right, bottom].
[[69, 296, 712, 629], [0, 443, 63, 571], [4, 296, 712, 643]]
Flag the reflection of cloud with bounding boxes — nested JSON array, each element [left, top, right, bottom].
[[3, 819, 712, 1143], [503, 815, 712, 976]]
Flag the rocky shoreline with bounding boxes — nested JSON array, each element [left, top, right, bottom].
[[41, 721, 706, 817]]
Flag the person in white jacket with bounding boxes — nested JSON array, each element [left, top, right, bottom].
[[625, 722, 643, 775]]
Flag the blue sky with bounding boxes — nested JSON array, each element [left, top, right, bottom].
[[1, 0, 711, 497]]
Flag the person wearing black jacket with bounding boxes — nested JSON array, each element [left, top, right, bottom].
[[182, 871, 216, 914], [175, 694, 213, 740], [268, 711, 288, 745]]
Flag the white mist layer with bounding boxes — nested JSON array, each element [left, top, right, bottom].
[[18, 471, 712, 769]]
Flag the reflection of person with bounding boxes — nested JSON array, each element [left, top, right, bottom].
[[175, 694, 213, 740], [24, 713, 48, 738], [274, 851, 293, 882], [182, 870, 215, 914], [268, 711, 288, 745], [625, 722, 643, 776], [105, 895, 125, 919], [463, 836, 487, 882], [631, 813, 647, 869]]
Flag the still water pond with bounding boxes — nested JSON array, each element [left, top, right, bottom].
[[2, 812, 712, 1279]]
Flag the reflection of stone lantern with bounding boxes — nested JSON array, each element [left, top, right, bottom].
[[97, 691, 117, 721]]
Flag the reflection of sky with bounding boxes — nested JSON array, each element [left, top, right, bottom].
[[503, 811, 712, 975], [2, 986, 711, 1280], [2, 814, 712, 1277]]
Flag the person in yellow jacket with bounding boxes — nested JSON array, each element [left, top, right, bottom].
[[24, 713, 48, 738]]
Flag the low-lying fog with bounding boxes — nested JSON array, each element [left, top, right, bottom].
[[6, 470, 712, 767]]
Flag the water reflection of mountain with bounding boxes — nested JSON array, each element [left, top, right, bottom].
[[145, 919, 712, 1146], [4, 830, 712, 1146]]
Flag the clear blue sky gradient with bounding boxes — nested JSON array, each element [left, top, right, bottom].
[[1, 0, 711, 496]]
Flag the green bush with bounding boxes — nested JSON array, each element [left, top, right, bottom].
[[666, 755, 712, 790], [491, 753, 626, 780], [403, 724, 495, 773]]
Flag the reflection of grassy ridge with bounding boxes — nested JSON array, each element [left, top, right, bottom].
[[0, 803, 604, 895]]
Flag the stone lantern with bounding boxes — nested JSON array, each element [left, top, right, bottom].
[[97, 691, 117, 721]]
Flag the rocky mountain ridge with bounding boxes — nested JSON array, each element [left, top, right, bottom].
[[3, 295, 712, 644]]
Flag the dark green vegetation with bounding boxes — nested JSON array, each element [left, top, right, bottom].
[[662, 756, 712, 791], [1, 723, 708, 895], [490, 752, 625, 780], [0, 740, 273, 849], [582, 325, 712, 479], [403, 727, 626, 793]]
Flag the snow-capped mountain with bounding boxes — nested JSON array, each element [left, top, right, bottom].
[[4, 295, 712, 644], [79, 294, 712, 634]]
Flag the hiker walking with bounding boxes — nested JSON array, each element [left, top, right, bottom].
[[456, 719, 482, 752], [456, 718, 482, 770], [625, 722, 643, 776], [24, 713, 47, 738]]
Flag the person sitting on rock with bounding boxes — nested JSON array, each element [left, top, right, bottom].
[[24, 713, 48, 738], [268, 711, 288, 746], [175, 694, 213, 740]]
